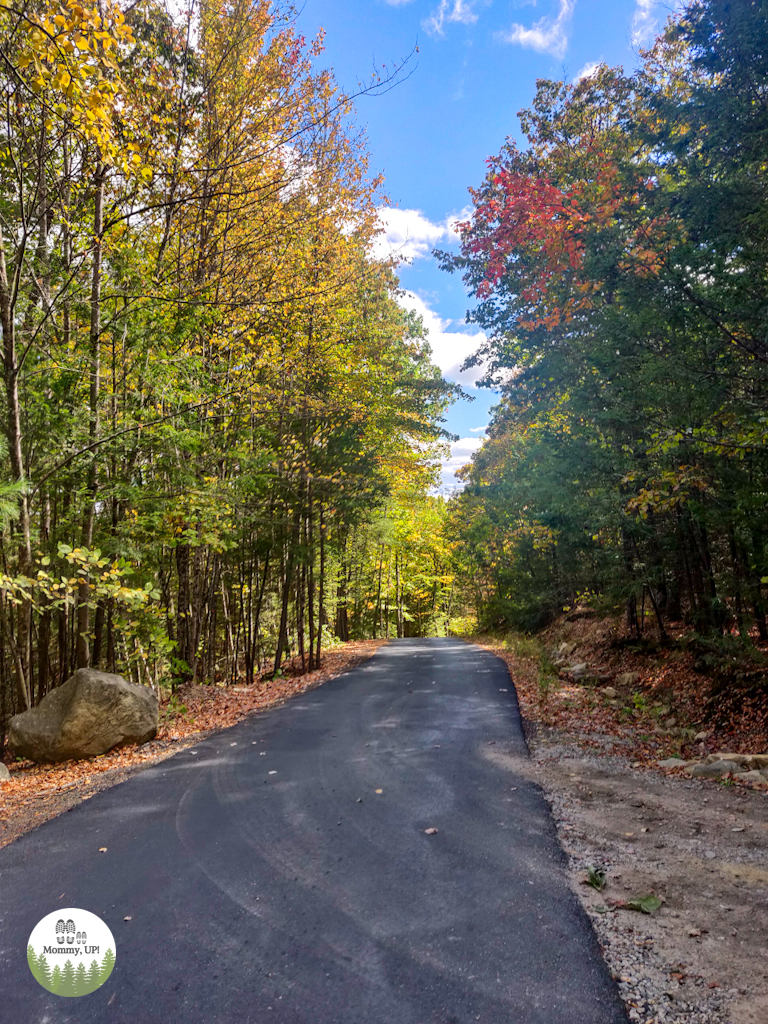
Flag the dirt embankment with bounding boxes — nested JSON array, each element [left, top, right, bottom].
[[476, 620, 768, 1024]]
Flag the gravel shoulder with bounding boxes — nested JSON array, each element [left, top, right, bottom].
[[477, 636, 768, 1024]]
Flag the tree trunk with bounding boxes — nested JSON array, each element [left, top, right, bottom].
[[316, 507, 325, 669]]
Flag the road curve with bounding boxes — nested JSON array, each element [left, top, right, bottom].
[[0, 638, 627, 1023]]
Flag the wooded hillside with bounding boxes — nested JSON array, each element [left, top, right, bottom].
[[443, 0, 768, 669], [0, 0, 457, 748]]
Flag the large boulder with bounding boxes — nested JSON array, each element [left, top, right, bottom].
[[0, 763, 10, 782], [7, 669, 158, 763]]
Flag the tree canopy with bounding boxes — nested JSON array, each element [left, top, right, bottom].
[[441, 0, 768, 647], [0, 0, 458, 742]]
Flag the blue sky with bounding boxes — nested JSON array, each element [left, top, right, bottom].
[[293, 0, 680, 490]]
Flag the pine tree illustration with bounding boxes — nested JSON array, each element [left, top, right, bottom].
[[61, 959, 76, 996], [50, 964, 63, 995], [75, 961, 88, 995], [87, 959, 101, 991], [100, 948, 116, 984], [36, 954, 53, 991], [26, 945, 40, 984]]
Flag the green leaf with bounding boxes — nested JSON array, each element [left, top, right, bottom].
[[625, 895, 662, 915], [585, 865, 607, 891]]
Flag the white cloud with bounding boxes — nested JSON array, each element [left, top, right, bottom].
[[445, 206, 473, 239], [631, 0, 685, 46], [423, 0, 481, 38], [438, 436, 484, 493], [574, 60, 599, 82], [397, 289, 486, 387], [498, 0, 575, 60], [373, 206, 470, 263], [632, 0, 660, 44], [383, 0, 415, 5], [470, 424, 488, 433]]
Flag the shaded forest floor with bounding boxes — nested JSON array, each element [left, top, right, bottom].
[[474, 615, 768, 1024], [0, 640, 386, 849]]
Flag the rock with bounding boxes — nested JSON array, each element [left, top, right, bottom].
[[688, 759, 742, 779], [616, 671, 640, 687], [733, 770, 768, 785], [557, 642, 577, 658], [567, 663, 589, 680], [0, 763, 10, 782], [657, 758, 693, 770], [705, 752, 749, 766], [664, 716, 678, 729], [745, 754, 768, 770], [694, 731, 710, 743], [8, 669, 158, 763], [602, 686, 618, 699]]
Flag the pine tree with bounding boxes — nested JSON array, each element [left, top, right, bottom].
[[88, 959, 101, 991], [26, 946, 39, 984], [100, 948, 116, 984], [50, 964, 63, 995], [60, 960, 76, 997], [36, 954, 52, 991], [74, 962, 87, 995]]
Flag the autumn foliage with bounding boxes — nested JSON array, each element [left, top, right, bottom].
[[442, 0, 768, 682], [0, 0, 455, 750]]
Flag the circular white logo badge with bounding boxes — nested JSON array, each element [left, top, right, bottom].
[[27, 908, 116, 997]]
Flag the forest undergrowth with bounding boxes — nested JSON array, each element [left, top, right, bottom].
[[473, 612, 768, 769]]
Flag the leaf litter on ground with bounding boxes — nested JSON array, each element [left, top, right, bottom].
[[0, 640, 386, 849]]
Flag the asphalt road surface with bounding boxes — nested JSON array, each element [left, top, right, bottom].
[[0, 638, 627, 1023]]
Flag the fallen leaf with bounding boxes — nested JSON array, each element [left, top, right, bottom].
[[625, 895, 662, 914], [0, 643, 390, 851], [731, 826, 745, 832], [123, 916, 132, 922], [689, 928, 701, 937], [98, 847, 107, 853], [375, 789, 383, 794], [268, 771, 277, 775], [585, 865, 607, 891], [424, 827, 438, 835]]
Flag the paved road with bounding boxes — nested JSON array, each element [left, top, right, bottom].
[[0, 638, 627, 1023]]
